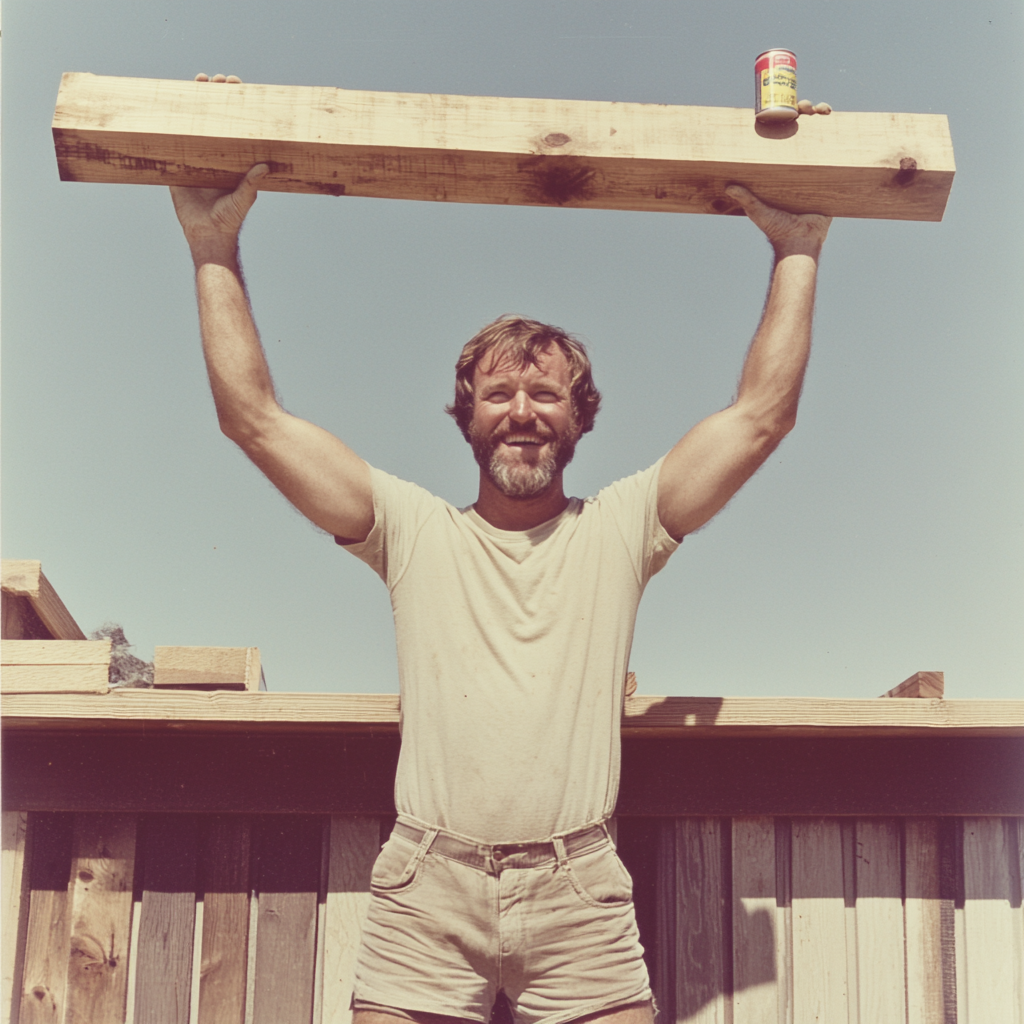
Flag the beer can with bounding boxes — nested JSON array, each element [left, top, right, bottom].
[[755, 49, 798, 122]]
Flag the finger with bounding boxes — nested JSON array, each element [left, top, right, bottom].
[[211, 74, 228, 83], [226, 75, 242, 84], [195, 73, 209, 82], [797, 99, 814, 115], [724, 184, 756, 209], [245, 163, 270, 182], [813, 102, 832, 114]]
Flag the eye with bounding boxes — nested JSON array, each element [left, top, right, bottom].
[[484, 390, 511, 403], [532, 391, 559, 402]]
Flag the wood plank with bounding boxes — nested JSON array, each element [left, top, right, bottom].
[[2, 641, 111, 666], [652, 820, 676, 1022], [153, 647, 261, 691], [197, 817, 252, 1024], [251, 816, 323, 1024], [854, 819, 905, 1024], [904, 819, 946, 1024], [1, 594, 53, 642], [961, 818, 1024, 1024], [673, 818, 727, 1024], [731, 817, 779, 1024], [133, 815, 199, 1024], [1, 666, 109, 695], [18, 814, 74, 1024], [0, 563, 85, 642], [881, 671, 944, 699], [2, 812, 31, 1024], [774, 820, 793, 1024], [321, 817, 379, 1024], [52, 73, 955, 221], [791, 819, 848, 1024], [7, 731, 1024, 819], [64, 813, 137, 1024], [4, 690, 1023, 736]]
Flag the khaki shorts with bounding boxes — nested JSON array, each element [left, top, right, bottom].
[[353, 819, 652, 1024]]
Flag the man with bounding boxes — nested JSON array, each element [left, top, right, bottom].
[[172, 75, 830, 1024]]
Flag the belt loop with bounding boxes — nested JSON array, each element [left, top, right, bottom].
[[422, 828, 439, 854], [552, 835, 569, 865]]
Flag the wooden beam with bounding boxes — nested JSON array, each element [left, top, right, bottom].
[[52, 73, 955, 222], [1, 563, 85, 642], [1, 691, 1021, 737], [881, 671, 945, 699], [154, 646, 261, 691], [2, 811, 30, 1024], [1, 641, 111, 696], [5, 731, 1023, 817]]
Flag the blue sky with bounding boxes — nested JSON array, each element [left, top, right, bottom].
[[3, 0, 1022, 698]]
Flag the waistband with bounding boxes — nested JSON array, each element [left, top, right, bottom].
[[392, 820, 610, 871]]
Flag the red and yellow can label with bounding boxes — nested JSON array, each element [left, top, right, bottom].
[[755, 49, 797, 120]]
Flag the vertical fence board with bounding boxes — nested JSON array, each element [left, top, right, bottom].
[[904, 819, 945, 1024], [17, 814, 74, 1024], [674, 819, 727, 1024], [854, 820, 904, 1024], [653, 821, 676, 1023], [251, 815, 323, 1024], [792, 819, 848, 1024], [133, 815, 199, 1024], [961, 818, 1023, 1024], [198, 816, 252, 1024], [731, 817, 777, 1024], [3, 812, 31, 1024], [64, 813, 137, 1024], [321, 817, 379, 1024]]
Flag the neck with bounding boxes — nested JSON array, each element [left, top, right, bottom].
[[473, 472, 570, 531]]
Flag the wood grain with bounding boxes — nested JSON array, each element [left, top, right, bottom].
[[791, 819, 848, 1024], [2, 641, 111, 666], [904, 819, 946, 1024], [961, 818, 1024, 1024], [0, 563, 85, 642], [321, 817, 379, 1024], [132, 815, 199, 1024], [881, 671, 945, 699], [1, 666, 109, 695], [673, 818, 727, 1024], [854, 819, 905, 1024], [197, 817, 252, 1024], [52, 73, 955, 221], [731, 817, 779, 1024], [251, 816, 322, 1024], [18, 814, 74, 1024], [4, 690, 1022, 737], [2, 811, 30, 1024], [64, 813, 137, 1024], [652, 820, 676, 1022], [154, 647, 261, 691]]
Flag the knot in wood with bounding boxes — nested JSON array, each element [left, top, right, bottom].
[[543, 133, 571, 148]]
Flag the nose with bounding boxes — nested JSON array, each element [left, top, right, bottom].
[[508, 388, 534, 424]]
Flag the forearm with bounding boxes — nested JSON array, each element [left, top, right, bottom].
[[735, 246, 820, 436], [191, 238, 280, 444]]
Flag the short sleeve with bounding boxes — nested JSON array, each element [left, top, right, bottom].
[[592, 457, 681, 585], [336, 465, 444, 589]]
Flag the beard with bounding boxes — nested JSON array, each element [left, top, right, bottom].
[[469, 423, 580, 499]]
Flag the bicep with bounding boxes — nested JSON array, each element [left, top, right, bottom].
[[237, 409, 375, 542], [657, 404, 781, 540]]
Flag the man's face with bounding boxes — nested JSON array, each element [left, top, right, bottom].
[[468, 345, 581, 499]]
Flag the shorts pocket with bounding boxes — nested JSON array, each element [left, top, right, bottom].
[[370, 833, 424, 894], [563, 843, 634, 908]]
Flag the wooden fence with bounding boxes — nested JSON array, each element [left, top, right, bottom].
[[4, 810, 1023, 1024], [3, 561, 1023, 1023]]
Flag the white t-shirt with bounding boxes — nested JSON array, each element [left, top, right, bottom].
[[341, 459, 679, 843]]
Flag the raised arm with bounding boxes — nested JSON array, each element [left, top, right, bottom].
[[657, 185, 831, 540], [171, 147, 373, 543]]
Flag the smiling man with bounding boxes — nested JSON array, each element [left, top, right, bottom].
[[171, 76, 830, 1024]]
